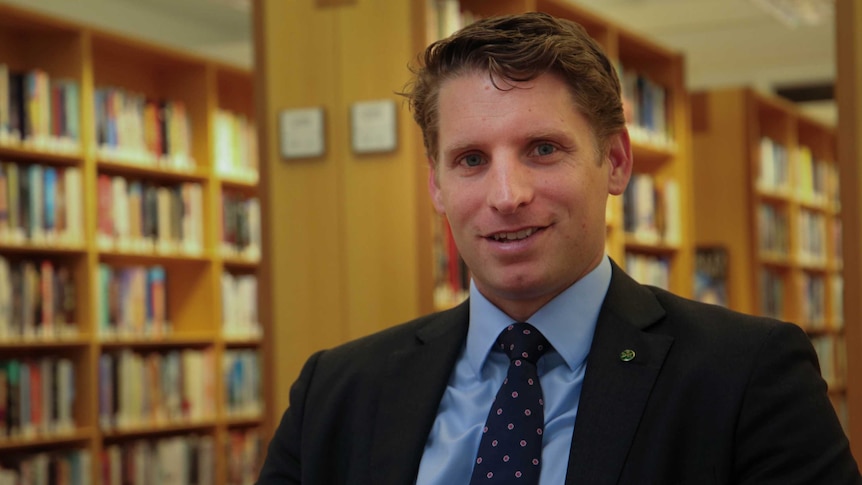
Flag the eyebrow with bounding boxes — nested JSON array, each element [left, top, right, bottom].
[[443, 128, 575, 152], [440, 140, 479, 158]]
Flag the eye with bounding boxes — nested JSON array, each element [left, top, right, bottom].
[[534, 142, 556, 156], [460, 153, 485, 167]]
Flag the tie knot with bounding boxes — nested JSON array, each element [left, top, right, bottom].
[[496, 322, 550, 364]]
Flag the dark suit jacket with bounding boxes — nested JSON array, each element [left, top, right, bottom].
[[257, 263, 861, 484]]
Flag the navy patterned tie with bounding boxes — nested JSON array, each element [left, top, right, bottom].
[[470, 322, 551, 484]]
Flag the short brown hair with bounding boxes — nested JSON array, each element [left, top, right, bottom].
[[402, 11, 625, 164]]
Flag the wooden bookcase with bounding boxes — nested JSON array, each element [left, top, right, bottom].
[[0, 4, 265, 483], [691, 87, 847, 428], [425, 0, 695, 311]]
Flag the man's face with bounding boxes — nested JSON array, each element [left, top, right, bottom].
[[429, 71, 631, 321]]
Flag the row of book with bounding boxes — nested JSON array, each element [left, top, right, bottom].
[[623, 174, 681, 245], [0, 449, 90, 485], [226, 428, 264, 485], [101, 434, 214, 485], [0, 260, 264, 343], [222, 273, 260, 339], [0, 162, 84, 245], [757, 137, 841, 203], [625, 253, 670, 290], [759, 268, 784, 320], [619, 66, 674, 148], [757, 202, 842, 265], [757, 203, 789, 257], [98, 264, 168, 339], [796, 145, 840, 207], [97, 175, 203, 255], [214, 110, 258, 183], [95, 87, 194, 170], [759, 268, 844, 331], [224, 350, 262, 418], [707, 256, 843, 327], [0, 257, 76, 341], [0, 357, 76, 440], [432, 217, 469, 310], [798, 209, 828, 266], [0, 65, 81, 152], [799, 272, 827, 329], [1, 429, 262, 485], [757, 136, 791, 193], [798, 272, 845, 331], [221, 193, 261, 261], [0, 66, 258, 178], [98, 349, 215, 431]]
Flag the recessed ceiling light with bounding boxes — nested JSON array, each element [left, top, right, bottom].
[[211, 0, 251, 12], [750, 0, 833, 27]]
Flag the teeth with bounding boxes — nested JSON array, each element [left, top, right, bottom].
[[492, 228, 535, 241]]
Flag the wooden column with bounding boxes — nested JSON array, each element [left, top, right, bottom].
[[253, 0, 428, 429], [836, 0, 862, 460]]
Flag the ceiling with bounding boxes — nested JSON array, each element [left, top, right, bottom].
[[575, 0, 836, 124], [0, 0, 837, 124]]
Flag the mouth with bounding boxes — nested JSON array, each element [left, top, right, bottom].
[[487, 227, 543, 242]]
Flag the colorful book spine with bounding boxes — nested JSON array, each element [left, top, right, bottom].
[[0, 357, 74, 439], [98, 263, 168, 338], [98, 348, 214, 431]]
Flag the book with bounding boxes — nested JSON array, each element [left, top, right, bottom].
[[64, 167, 82, 242], [56, 357, 74, 431], [98, 353, 114, 429], [0, 64, 8, 137], [8, 71, 26, 141], [43, 167, 56, 239], [0, 363, 7, 437], [7, 359, 20, 437], [6, 162, 19, 240]]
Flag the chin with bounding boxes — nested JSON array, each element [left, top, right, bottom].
[[491, 279, 555, 301]]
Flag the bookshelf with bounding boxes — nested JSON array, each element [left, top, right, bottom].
[[425, 0, 694, 311], [690, 87, 847, 429], [0, 4, 265, 484]]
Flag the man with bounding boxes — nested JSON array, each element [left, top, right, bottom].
[[258, 12, 861, 484]]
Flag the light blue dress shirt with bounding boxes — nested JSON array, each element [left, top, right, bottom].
[[416, 256, 612, 484]]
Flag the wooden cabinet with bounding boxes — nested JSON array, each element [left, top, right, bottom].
[[691, 87, 847, 428], [0, 4, 265, 483]]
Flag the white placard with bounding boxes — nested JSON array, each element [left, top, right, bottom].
[[351, 99, 397, 154], [279, 107, 325, 159]]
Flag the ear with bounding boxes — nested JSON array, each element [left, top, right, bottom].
[[428, 158, 446, 214], [606, 128, 633, 196]]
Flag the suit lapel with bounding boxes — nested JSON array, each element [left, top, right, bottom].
[[370, 301, 470, 485], [565, 263, 674, 485]]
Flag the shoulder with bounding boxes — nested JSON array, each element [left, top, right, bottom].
[[648, 284, 792, 333], [643, 285, 813, 367], [605, 261, 799, 349]]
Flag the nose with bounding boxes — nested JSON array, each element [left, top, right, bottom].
[[487, 157, 533, 214]]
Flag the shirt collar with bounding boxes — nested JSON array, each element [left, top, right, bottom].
[[466, 255, 612, 376]]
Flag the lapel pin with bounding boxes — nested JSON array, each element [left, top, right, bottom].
[[619, 349, 636, 362]]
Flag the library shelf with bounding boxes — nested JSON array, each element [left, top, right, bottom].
[[0, 3, 266, 482]]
